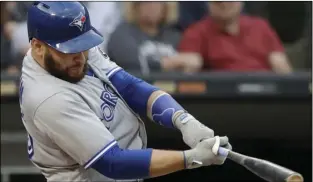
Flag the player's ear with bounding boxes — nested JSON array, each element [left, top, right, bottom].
[[83, 50, 89, 60], [31, 38, 45, 57]]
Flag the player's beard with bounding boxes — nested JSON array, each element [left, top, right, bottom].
[[44, 51, 88, 83]]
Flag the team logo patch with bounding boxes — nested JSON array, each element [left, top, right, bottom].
[[69, 12, 86, 31]]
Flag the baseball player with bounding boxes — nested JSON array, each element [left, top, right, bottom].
[[19, 2, 232, 182]]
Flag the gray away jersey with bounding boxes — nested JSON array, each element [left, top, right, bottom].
[[19, 47, 147, 182]]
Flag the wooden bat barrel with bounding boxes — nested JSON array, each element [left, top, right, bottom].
[[218, 147, 304, 182]]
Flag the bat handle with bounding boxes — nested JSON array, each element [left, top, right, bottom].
[[211, 136, 230, 157], [217, 147, 230, 157]]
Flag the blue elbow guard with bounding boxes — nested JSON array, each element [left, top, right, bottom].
[[151, 93, 185, 128], [91, 145, 152, 179], [109, 69, 158, 117]]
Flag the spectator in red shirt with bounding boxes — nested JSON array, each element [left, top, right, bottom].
[[178, 2, 292, 73]]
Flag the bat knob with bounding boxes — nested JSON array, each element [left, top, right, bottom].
[[286, 173, 304, 182]]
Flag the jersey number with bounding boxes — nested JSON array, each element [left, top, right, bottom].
[[19, 78, 33, 158], [27, 134, 34, 159]]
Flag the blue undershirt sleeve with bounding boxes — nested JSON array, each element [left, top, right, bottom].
[[108, 69, 158, 117], [91, 144, 152, 179]]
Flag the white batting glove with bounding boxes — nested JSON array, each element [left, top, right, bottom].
[[173, 111, 214, 148], [183, 136, 230, 169]]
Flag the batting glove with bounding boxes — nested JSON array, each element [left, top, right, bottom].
[[173, 111, 215, 148]]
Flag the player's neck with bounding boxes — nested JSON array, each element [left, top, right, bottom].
[[31, 49, 46, 70]]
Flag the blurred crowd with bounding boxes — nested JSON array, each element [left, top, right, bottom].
[[1, 1, 312, 76]]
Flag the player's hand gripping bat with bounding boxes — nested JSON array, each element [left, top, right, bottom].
[[212, 139, 304, 182]]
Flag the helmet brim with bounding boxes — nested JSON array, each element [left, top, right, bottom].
[[46, 28, 104, 54]]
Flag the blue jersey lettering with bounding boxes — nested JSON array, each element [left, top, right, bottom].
[[100, 84, 118, 121], [27, 134, 34, 159], [19, 78, 24, 104], [19, 78, 24, 119]]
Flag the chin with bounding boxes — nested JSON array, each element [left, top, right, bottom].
[[73, 73, 85, 81], [66, 76, 85, 83], [64, 72, 84, 83]]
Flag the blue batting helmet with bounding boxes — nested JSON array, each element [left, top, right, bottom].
[[27, 1, 103, 54]]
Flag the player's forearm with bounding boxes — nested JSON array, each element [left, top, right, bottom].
[[149, 149, 185, 177], [91, 144, 185, 180]]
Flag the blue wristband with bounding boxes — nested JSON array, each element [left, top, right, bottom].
[[151, 93, 185, 128]]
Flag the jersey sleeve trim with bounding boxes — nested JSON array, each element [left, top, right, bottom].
[[84, 140, 118, 169], [106, 67, 122, 78]]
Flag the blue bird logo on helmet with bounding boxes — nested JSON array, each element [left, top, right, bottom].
[[69, 12, 86, 31]]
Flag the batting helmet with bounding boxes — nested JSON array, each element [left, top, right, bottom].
[[27, 1, 103, 54]]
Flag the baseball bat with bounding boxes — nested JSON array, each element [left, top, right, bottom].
[[217, 147, 304, 182]]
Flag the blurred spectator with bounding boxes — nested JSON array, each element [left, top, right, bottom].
[[86, 2, 123, 52], [0, 2, 31, 74], [107, 2, 202, 75], [10, 21, 29, 60], [6, 1, 33, 22], [1, 2, 20, 74], [179, 2, 292, 73], [176, 2, 261, 32], [266, 2, 312, 70], [176, 2, 208, 31]]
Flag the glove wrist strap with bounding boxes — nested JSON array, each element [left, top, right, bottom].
[[183, 149, 203, 169], [173, 111, 195, 130]]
